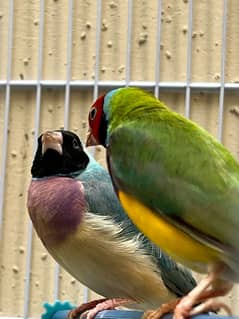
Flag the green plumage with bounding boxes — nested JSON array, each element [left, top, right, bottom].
[[103, 87, 239, 276]]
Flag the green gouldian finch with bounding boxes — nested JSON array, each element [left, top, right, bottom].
[[86, 87, 239, 319]]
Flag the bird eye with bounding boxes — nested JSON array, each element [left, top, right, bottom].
[[89, 107, 97, 121], [72, 138, 80, 149]]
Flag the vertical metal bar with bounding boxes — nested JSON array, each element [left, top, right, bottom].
[[63, 0, 73, 130], [0, 0, 14, 239], [83, 1, 103, 301], [23, 1, 45, 318], [125, 0, 133, 86], [185, 0, 193, 118], [88, 0, 102, 159], [83, 286, 90, 305], [154, 0, 162, 98], [217, 0, 227, 142], [93, 0, 102, 101], [52, 0, 75, 301], [87, 0, 102, 295], [53, 263, 60, 301]]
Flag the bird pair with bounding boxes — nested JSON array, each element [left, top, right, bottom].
[[28, 87, 239, 319]]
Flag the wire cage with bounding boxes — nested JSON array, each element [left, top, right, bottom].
[[0, 0, 239, 318]]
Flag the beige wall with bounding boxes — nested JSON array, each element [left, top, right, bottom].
[[0, 0, 239, 317]]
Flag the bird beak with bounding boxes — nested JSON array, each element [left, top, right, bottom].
[[41, 131, 63, 155], [86, 131, 98, 147]]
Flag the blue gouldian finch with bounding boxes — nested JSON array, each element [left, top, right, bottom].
[[86, 87, 239, 318], [27, 130, 196, 319]]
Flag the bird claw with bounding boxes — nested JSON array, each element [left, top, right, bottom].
[[189, 298, 232, 317], [173, 294, 232, 319], [142, 299, 181, 319], [143, 296, 232, 319], [142, 269, 233, 319], [172, 265, 233, 319], [68, 298, 135, 319], [68, 298, 108, 319]]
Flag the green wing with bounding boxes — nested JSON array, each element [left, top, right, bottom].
[[107, 112, 239, 251]]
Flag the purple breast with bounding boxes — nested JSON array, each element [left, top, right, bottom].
[[27, 177, 86, 246]]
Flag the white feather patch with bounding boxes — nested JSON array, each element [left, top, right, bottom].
[[47, 212, 177, 310]]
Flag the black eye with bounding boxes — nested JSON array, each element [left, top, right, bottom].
[[90, 107, 97, 121], [72, 138, 80, 149]]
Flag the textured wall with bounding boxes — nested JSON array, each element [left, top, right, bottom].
[[0, 0, 239, 317]]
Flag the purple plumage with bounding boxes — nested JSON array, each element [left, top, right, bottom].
[[28, 177, 85, 246]]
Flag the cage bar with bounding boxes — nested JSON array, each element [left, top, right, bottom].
[[185, 0, 193, 118], [88, 0, 102, 159], [63, 0, 73, 130], [83, 0, 103, 299], [1, 80, 239, 91], [23, 1, 45, 318], [154, 0, 162, 99], [125, 0, 133, 86], [217, 0, 227, 142], [50, 0, 75, 303], [93, 0, 102, 101], [0, 0, 14, 239]]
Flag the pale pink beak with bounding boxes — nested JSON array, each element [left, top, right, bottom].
[[41, 131, 63, 155], [86, 131, 98, 147]]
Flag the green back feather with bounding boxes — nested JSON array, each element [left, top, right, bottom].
[[105, 87, 239, 255]]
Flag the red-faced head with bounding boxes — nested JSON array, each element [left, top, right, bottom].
[[86, 94, 107, 147], [86, 88, 121, 147]]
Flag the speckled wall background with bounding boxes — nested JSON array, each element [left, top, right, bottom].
[[0, 0, 239, 318]]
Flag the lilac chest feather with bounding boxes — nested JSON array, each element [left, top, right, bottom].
[[27, 177, 86, 246]]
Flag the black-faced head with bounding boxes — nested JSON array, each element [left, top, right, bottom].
[[31, 130, 89, 178]]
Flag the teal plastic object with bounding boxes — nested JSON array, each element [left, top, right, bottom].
[[42, 300, 75, 319]]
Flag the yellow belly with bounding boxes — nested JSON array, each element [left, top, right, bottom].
[[119, 191, 220, 271]]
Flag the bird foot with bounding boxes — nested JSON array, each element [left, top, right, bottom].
[[172, 265, 233, 319], [143, 264, 233, 319], [68, 298, 108, 319], [189, 298, 232, 317], [142, 298, 181, 319], [142, 296, 232, 319], [173, 295, 232, 319], [68, 298, 135, 319]]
